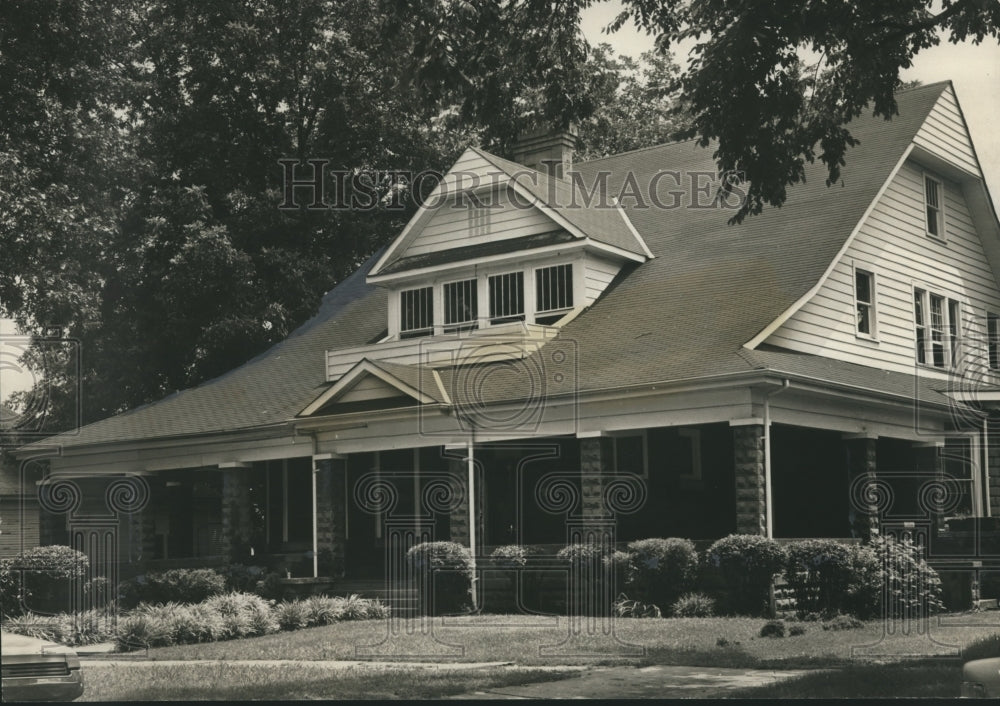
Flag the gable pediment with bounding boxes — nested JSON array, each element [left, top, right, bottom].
[[299, 358, 450, 417]]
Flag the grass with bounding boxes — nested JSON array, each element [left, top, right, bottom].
[[726, 661, 961, 698], [142, 611, 1000, 669], [79, 663, 576, 701]]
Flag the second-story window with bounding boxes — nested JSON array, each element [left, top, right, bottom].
[[488, 271, 524, 324], [400, 286, 433, 338], [914, 287, 961, 369], [854, 268, 875, 336], [536, 264, 574, 325], [924, 174, 945, 239], [929, 293, 946, 367], [914, 289, 927, 365], [443, 279, 478, 332], [989, 313, 1000, 370]]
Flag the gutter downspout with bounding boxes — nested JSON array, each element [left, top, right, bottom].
[[467, 440, 478, 610], [763, 380, 791, 539], [984, 418, 992, 518]]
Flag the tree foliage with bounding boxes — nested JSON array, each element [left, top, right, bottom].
[[1, 0, 657, 434], [408, 0, 1000, 222]]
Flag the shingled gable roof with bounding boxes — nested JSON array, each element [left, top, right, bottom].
[[23, 81, 955, 452]]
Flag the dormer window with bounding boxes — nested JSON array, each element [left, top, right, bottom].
[[488, 272, 525, 324], [400, 286, 433, 338], [536, 264, 574, 325], [443, 278, 478, 332], [924, 174, 945, 240]]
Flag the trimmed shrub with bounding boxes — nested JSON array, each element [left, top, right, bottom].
[[671, 592, 716, 618], [625, 538, 698, 612], [1, 546, 89, 616], [789, 624, 807, 636], [759, 619, 786, 638], [706, 535, 786, 616], [220, 564, 266, 593], [118, 568, 226, 607], [783, 539, 855, 615], [407, 542, 474, 615]]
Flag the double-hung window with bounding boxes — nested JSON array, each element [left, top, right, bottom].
[[854, 268, 876, 337], [925, 174, 945, 240], [914, 287, 961, 368], [988, 312, 1000, 370]]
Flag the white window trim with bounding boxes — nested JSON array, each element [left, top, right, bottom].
[[987, 310, 1000, 371], [913, 284, 963, 370], [923, 172, 947, 242], [610, 430, 648, 479], [534, 263, 576, 316], [852, 262, 878, 342], [487, 270, 527, 325], [441, 276, 479, 333], [399, 286, 435, 338]]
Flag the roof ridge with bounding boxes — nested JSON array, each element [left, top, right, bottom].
[[574, 136, 703, 166]]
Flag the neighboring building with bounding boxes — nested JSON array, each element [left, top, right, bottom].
[[16, 82, 1000, 596], [1, 405, 41, 558]]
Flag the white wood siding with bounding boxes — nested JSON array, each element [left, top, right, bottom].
[[766, 159, 1000, 379], [406, 192, 555, 256], [583, 254, 622, 305], [392, 149, 560, 259], [337, 375, 409, 404], [912, 85, 980, 176]]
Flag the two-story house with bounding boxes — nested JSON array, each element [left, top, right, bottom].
[[16, 81, 1000, 601]]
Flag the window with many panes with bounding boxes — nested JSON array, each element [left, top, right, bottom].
[[914, 287, 960, 368], [925, 174, 945, 239], [535, 264, 574, 324], [400, 286, 434, 338], [488, 272, 525, 324], [855, 268, 875, 336], [443, 278, 478, 332]]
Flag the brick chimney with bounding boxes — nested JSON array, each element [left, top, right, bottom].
[[512, 126, 578, 179]]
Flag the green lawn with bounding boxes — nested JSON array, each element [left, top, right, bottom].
[[142, 611, 1000, 669], [79, 662, 577, 701]]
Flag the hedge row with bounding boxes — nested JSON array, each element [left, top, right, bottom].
[[468, 534, 943, 618], [2, 592, 389, 649]]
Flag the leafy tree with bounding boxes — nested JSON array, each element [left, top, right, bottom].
[[2, 0, 649, 434], [405, 0, 1000, 222], [575, 44, 690, 160]]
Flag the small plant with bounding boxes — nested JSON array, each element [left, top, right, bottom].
[[789, 624, 807, 636], [671, 592, 716, 618], [275, 600, 310, 631], [821, 614, 865, 631], [759, 619, 786, 638], [613, 593, 662, 618], [716, 636, 741, 647], [490, 545, 529, 568]]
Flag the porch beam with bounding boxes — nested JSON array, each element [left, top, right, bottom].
[[730, 417, 764, 427]]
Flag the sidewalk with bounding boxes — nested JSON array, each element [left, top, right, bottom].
[[452, 664, 812, 699]]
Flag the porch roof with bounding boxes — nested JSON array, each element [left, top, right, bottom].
[[21, 83, 955, 452]]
